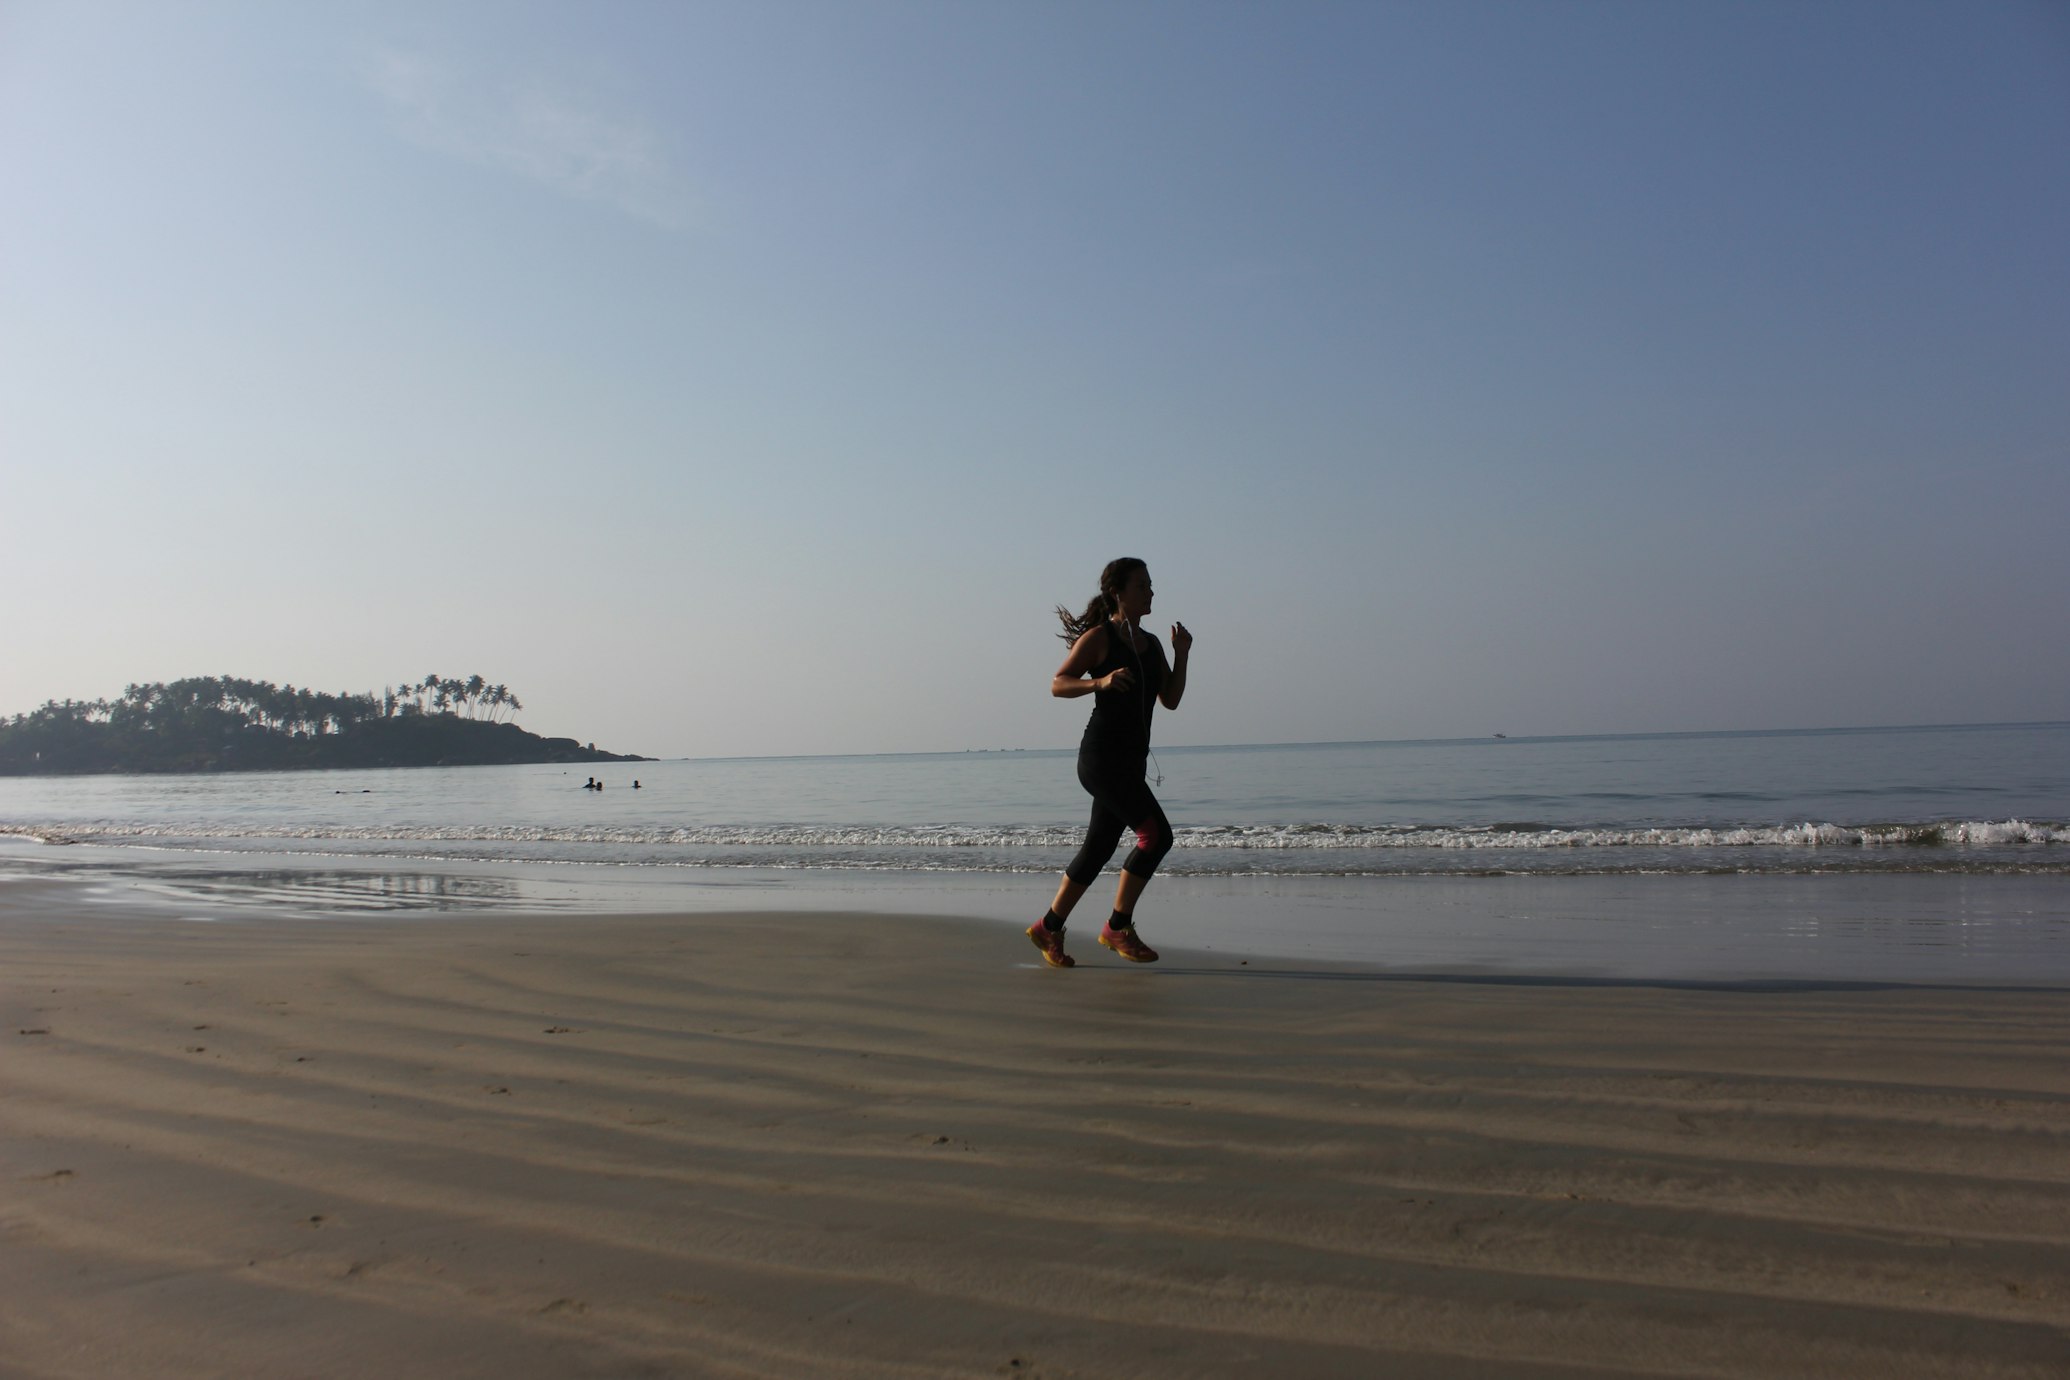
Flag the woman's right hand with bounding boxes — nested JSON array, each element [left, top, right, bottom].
[[1053, 622, 1131, 699]]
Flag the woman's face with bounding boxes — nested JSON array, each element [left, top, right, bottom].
[[1117, 567, 1154, 620]]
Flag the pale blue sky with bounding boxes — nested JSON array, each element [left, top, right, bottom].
[[3, 1, 2065, 756]]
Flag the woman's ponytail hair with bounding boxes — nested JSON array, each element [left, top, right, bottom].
[[1056, 557, 1147, 642]]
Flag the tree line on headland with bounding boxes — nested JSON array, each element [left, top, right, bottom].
[[0, 674, 649, 775]]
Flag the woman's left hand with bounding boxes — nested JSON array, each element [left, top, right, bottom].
[[1170, 621, 1192, 655]]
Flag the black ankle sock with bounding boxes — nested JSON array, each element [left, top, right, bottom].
[[1109, 909, 1133, 931], [1041, 909, 1064, 933]]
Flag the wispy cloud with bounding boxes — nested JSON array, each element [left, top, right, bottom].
[[360, 48, 696, 231]]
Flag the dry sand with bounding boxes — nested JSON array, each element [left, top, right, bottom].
[[2, 890, 2067, 1378]]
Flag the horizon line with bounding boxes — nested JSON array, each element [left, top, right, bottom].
[[666, 719, 2070, 765]]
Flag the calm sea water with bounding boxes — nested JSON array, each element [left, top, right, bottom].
[[2, 723, 2065, 980], [2, 722, 2064, 876]]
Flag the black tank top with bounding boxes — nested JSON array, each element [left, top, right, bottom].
[[1082, 620, 1165, 760]]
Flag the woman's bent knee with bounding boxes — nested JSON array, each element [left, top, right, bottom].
[[1122, 816, 1174, 878]]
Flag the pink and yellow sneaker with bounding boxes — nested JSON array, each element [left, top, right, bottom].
[[1099, 924, 1159, 963], [1026, 920, 1075, 968]]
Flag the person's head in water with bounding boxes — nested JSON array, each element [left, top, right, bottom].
[[1056, 557, 1151, 642]]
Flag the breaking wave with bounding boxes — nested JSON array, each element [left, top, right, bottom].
[[5, 818, 2067, 851], [4, 818, 2066, 878]]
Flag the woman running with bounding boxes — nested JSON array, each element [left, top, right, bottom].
[[1028, 557, 1192, 967]]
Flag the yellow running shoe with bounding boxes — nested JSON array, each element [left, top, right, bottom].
[[1099, 924, 1159, 963], [1026, 920, 1075, 968]]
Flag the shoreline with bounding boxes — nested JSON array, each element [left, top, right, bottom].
[[3, 896, 2067, 1377], [5, 842, 2070, 985]]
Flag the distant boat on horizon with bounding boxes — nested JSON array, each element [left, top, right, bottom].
[[1493, 733, 1507, 739]]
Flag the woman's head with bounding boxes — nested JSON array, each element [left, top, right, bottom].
[[1099, 557, 1149, 613], [1058, 557, 1151, 641]]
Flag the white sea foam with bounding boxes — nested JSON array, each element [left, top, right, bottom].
[[1180, 820, 2070, 849], [6, 819, 2065, 851]]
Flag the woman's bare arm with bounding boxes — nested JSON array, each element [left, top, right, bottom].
[[1159, 622, 1191, 710], [1052, 624, 1129, 698]]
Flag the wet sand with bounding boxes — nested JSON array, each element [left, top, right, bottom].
[[2, 894, 2067, 1378]]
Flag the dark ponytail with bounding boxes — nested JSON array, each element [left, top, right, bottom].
[[1055, 557, 1146, 643]]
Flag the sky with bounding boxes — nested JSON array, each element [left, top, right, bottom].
[[3, 0, 2066, 758]]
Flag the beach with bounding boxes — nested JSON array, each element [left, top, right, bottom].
[[3, 889, 2066, 1378]]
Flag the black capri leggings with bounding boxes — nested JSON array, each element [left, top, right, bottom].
[[1065, 752, 1175, 886]]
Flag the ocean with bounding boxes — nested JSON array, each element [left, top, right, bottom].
[[3, 722, 2065, 981]]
